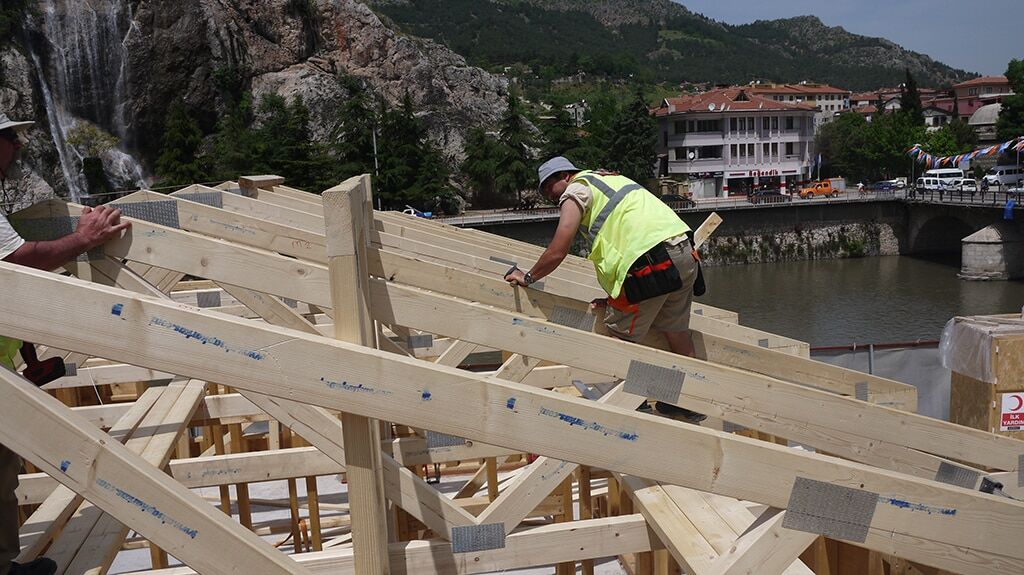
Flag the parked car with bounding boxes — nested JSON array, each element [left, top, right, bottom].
[[881, 178, 907, 189], [958, 179, 979, 193], [983, 165, 1023, 187], [799, 180, 840, 199], [748, 189, 792, 205], [660, 194, 695, 208], [870, 181, 897, 192], [402, 206, 433, 218]]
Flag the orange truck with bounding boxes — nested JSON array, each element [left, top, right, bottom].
[[799, 178, 844, 199]]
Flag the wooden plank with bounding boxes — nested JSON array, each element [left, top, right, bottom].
[[322, 177, 390, 574], [705, 508, 816, 575], [60, 382, 207, 574], [120, 514, 661, 575], [16, 387, 164, 561], [2, 270, 1023, 571], [0, 369, 308, 574]]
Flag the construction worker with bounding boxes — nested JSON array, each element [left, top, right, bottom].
[[504, 156, 704, 422], [0, 113, 130, 575]]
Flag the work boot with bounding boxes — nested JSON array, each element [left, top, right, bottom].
[[10, 558, 57, 575], [653, 401, 707, 424]]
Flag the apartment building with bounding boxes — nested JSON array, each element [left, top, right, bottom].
[[655, 88, 818, 198], [746, 81, 851, 126]]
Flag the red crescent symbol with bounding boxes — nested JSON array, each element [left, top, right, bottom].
[[1013, 395, 1024, 411]]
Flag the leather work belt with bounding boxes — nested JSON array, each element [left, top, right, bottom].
[[620, 241, 684, 305]]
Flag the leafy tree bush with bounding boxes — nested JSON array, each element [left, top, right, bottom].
[[155, 100, 205, 188]]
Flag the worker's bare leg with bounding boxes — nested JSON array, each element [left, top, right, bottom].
[[662, 329, 694, 358]]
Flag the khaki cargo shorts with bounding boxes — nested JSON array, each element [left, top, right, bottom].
[[604, 237, 698, 342]]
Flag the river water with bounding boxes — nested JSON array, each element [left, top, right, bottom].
[[697, 255, 1024, 346]]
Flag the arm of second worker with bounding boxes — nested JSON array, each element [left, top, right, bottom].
[[528, 199, 582, 281]]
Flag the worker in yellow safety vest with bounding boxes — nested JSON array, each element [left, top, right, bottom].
[[0, 112, 130, 575], [504, 156, 705, 423]]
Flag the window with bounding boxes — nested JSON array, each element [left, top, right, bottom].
[[674, 147, 686, 160], [673, 121, 686, 134], [693, 119, 721, 132], [786, 116, 794, 130], [762, 117, 770, 130], [688, 120, 696, 133], [785, 142, 794, 156], [697, 145, 723, 159], [969, 87, 978, 96], [730, 144, 737, 157], [747, 117, 754, 130], [739, 144, 746, 157], [771, 143, 778, 157], [730, 117, 737, 132], [771, 117, 778, 130], [747, 144, 754, 157]]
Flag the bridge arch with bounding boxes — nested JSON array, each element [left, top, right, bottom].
[[907, 213, 977, 256]]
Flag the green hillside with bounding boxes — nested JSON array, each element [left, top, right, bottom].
[[366, 0, 974, 90]]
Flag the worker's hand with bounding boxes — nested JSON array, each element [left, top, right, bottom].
[[75, 205, 131, 249], [589, 298, 608, 310], [504, 268, 529, 287]]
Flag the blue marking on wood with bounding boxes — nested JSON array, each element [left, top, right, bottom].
[[880, 496, 956, 516], [111, 304, 123, 316], [538, 407, 638, 441]]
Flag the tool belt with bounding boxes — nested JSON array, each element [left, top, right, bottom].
[[621, 242, 684, 305]]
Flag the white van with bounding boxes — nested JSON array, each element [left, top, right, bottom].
[[916, 177, 942, 191], [983, 165, 1023, 187], [923, 168, 964, 189]]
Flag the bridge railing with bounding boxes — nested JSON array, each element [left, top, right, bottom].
[[906, 188, 1023, 208]]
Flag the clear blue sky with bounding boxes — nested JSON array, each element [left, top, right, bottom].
[[675, 0, 1022, 76]]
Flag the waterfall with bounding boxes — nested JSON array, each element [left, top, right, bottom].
[[31, 0, 148, 200]]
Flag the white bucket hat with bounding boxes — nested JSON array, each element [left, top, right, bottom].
[[0, 113, 34, 134], [537, 156, 579, 191]]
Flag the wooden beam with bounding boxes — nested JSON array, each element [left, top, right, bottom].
[[0, 266, 1020, 573], [322, 176, 390, 574], [0, 369, 308, 574], [121, 514, 661, 575]]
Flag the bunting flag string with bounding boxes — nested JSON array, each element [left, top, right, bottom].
[[907, 136, 1024, 169]]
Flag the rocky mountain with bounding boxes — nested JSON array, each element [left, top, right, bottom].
[[1, 0, 508, 203], [367, 0, 974, 90]]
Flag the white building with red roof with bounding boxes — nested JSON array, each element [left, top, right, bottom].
[[654, 87, 818, 198], [746, 81, 852, 127]]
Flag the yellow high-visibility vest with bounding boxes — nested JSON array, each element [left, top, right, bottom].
[[0, 336, 20, 371], [572, 171, 690, 298]]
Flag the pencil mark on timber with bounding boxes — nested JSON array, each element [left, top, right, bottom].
[[510, 317, 556, 335], [538, 407, 638, 442], [148, 317, 266, 360], [421, 390, 432, 401], [880, 496, 956, 515], [196, 467, 241, 479], [60, 460, 70, 473], [321, 377, 392, 396], [142, 229, 166, 237], [723, 345, 753, 356], [95, 478, 199, 539], [209, 219, 256, 236]]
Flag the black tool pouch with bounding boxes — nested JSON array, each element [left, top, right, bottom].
[[693, 260, 706, 296], [622, 243, 683, 305]]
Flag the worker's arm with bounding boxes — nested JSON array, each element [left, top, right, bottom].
[[3, 205, 130, 271], [505, 200, 582, 287]]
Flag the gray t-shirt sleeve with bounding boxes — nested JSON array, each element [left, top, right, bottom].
[[0, 212, 25, 261]]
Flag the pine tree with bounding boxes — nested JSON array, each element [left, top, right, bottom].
[[607, 87, 657, 183], [375, 91, 453, 209], [996, 59, 1024, 142], [213, 92, 262, 180], [540, 107, 580, 160], [461, 127, 505, 208], [334, 75, 378, 181], [155, 100, 205, 187], [899, 68, 924, 127], [494, 89, 536, 206]]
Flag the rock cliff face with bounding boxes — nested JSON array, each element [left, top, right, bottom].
[[125, 0, 508, 164], [1, 0, 507, 205]]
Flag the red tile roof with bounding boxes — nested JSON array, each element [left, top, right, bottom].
[[954, 75, 1009, 88], [748, 83, 850, 95], [850, 92, 878, 102], [851, 105, 877, 115], [656, 87, 816, 116]]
